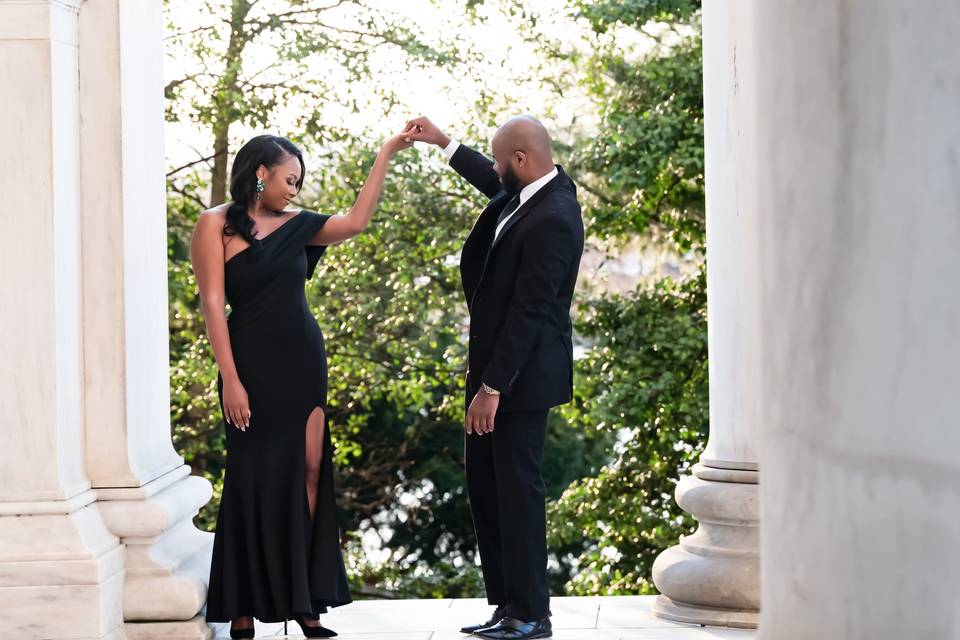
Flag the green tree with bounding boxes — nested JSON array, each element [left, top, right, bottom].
[[550, 270, 707, 594], [166, 0, 705, 600], [564, 0, 704, 250], [163, 0, 462, 206], [527, 0, 708, 594]]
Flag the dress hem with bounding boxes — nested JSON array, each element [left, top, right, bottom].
[[204, 595, 354, 624]]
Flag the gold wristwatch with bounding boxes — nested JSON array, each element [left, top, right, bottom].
[[481, 382, 501, 396]]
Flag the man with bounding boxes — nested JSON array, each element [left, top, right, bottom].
[[404, 115, 584, 640]]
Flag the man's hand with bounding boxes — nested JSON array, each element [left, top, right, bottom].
[[466, 389, 500, 435], [403, 116, 451, 149]]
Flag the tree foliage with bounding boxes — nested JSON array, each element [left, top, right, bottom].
[[535, 0, 708, 595], [164, 0, 464, 205], [550, 269, 707, 594], [167, 0, 707, 600], [564, 0, 704, 251]]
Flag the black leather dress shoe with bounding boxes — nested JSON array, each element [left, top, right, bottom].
[[473, 616, 552, 639], [229, 625, 254, 639], [459, 604, 508, 634]]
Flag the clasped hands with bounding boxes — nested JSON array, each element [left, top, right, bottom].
[[381, 120, 435, 155]]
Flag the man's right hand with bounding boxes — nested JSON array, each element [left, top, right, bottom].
[[403, 116, 451, 149]]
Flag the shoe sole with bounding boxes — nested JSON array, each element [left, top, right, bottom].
[[472, 632, 552, 639]]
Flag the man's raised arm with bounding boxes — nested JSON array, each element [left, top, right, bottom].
[[404, 116, 503, 199]]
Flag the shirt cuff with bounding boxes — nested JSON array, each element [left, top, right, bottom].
[[442, 138, 460, 162]]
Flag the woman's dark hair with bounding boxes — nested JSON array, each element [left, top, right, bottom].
[[223, 135, 306, 248]]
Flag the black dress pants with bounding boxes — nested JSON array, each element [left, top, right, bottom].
[[464, 407, 551, 621]]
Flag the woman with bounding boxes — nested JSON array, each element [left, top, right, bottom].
[[190, 130, 412, 638]]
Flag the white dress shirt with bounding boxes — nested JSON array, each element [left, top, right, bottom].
[[442, 138, 461, 161], [443, 139, 559, 242]]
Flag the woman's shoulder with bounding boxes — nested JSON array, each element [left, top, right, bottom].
[[199, 203, 230, 225], [194, 205, 228, 240]]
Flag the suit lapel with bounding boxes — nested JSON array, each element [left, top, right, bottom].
[[462, 166, 572, 310], [465, 191, 511, 257], [462, 190, 512, 308]]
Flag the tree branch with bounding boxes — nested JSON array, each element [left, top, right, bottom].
[[167, 154, 217, 178], [168, 182, 210, 211], [164, 22, 224, 41]]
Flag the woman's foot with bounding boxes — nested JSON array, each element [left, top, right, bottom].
[[293, 613, 337, 637]]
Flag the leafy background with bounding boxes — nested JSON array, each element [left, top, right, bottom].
[[165, 0, 705, 598]]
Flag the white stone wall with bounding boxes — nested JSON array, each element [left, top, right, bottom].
[[1, 2, 213, 637], [752, 1, 960, 637]]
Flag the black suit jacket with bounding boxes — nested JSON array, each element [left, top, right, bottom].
[[452, 143, 585, 414]]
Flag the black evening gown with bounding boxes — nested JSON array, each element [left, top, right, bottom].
[[204, 209, 353, 623]]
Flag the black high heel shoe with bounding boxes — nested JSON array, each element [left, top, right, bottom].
[[229, 621, 255, 639], [293, 613, 337, 638]]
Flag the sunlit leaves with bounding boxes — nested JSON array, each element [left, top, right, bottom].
[[535, 0, 707, 596], [549, 268, 708, 595], [166, 0, 708, 599], [574, 0, 701, 33]]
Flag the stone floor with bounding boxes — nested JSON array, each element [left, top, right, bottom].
[[207, 596, 757, 639]]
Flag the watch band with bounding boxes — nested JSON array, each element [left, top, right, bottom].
[[481, 382, 501, 396]]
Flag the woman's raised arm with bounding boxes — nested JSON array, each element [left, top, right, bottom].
[[308, 131, 413, 246]]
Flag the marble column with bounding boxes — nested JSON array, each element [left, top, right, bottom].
[[77, 1, 214, 638], [0, 0, 215, 637], [752, 1, 960, 637], [651, 2, 760, 629], [0, 2, 126, 638]]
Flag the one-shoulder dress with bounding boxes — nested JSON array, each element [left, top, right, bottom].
[[204, 209, 353, 623]]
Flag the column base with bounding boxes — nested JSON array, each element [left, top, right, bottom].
[[651, 462, 759, 628], [653, 594, 759, 629], [96, 465, 214, 622], [124, 615, 214, 640], [0, 502, 126, 639]]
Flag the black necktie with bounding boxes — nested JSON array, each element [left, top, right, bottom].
[[495, 193, 521, 234]]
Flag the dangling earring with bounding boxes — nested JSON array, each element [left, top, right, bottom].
[[255, 176, 265, 201]]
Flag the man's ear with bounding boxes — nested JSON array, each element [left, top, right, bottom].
[[514, 151, 527, 167]]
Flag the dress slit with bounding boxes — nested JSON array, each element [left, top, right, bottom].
[[304, 404, 327, 521], [300, 403, 330, 617]]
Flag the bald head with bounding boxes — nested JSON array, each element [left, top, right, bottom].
[[495, 115, 553, 163], [491, 115, 555, 192]]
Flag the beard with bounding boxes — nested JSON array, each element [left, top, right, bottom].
[[499, 165, 522, 194]]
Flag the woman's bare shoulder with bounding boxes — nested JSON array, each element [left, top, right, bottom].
[[195, 203, 230, 231], [202, 202, 230, 219]]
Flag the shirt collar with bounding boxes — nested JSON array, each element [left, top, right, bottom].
[[516, 166, 559, 205]]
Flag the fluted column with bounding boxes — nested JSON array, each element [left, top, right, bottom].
[[651, 1, 760, 628], [77, 1, 214, 638], [752, 1, 960, 637], [0, 2, 126, 638]]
